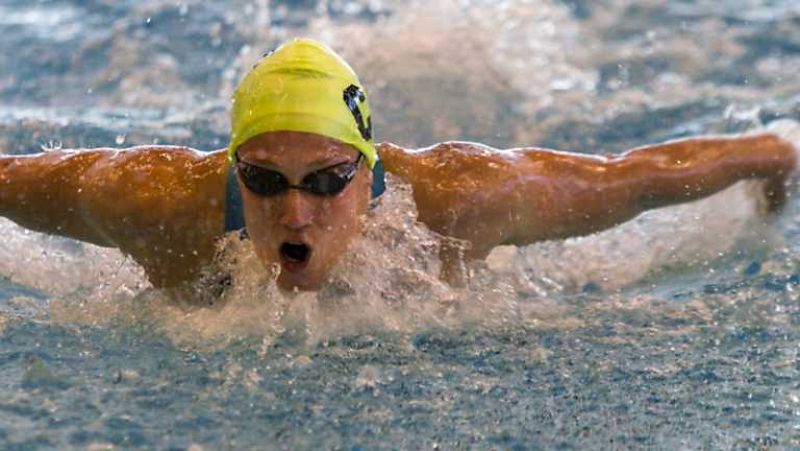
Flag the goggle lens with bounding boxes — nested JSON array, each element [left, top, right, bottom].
[[236, 154, 362, 197]]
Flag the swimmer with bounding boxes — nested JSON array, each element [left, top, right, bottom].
[[0, 39, 798, 294]]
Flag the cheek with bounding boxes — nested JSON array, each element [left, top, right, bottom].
[[331, 171, 370, 220], [241, 197, 279, 258], [315, 196, 364, 250], [326, 191, 365, 228], [241, 188, 284, 225]]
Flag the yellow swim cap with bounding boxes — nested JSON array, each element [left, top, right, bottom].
[[228, 38, 377, 169]]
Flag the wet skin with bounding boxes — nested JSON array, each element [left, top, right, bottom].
[[379, 134, 796, 283], [0, 130, 796, 293]]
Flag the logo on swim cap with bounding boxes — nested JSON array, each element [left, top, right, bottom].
[[343, 84, 372, 141]]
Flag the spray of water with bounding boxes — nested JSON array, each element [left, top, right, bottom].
[[0, 167, 785, 350], [2, 0, 799, 350]]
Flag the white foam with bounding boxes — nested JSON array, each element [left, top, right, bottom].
[[0, 218, 148, 299], [0, 173, 776, 349], [488, 179, 775, 292]]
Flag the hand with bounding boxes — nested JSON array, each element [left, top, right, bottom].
[[763, 119, 800, 214], [762, 176, 787, 214]]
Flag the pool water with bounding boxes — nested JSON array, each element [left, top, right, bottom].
[[1, 0, 800, 448]]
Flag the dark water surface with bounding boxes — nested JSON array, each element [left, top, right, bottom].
[[1, 0, 800, 448]]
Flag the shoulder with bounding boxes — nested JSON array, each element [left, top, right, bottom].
[[99, 145, 226, 170], [81, 147, 228, 216], [94, 146, 227, 185], [378, 140, 519, 164]]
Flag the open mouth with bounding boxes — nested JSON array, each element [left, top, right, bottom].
[[279, 242, 312, 272]]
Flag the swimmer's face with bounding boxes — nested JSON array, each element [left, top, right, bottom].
[[236, 131, 372, 291]]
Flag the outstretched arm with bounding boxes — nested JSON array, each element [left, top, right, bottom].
[[380, 132, 796, 283], [521, 133, 795, 243], [1, 147, 229, 288], [2, 150, 113, 245]]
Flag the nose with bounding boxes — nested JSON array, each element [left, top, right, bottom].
[[279, 189, 314, 230]]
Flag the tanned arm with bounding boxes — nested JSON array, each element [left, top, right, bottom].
[[1, 150, 113, 245], [511, 133, 795, 244], [380, 133, 796, 284], [0, 147, 229, 288]]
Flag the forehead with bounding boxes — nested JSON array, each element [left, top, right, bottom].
[[237, 131, 359, 166]]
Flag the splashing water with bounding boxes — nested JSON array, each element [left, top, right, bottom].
[[2, 0, 800, 448], [0, 169, 783, 350]]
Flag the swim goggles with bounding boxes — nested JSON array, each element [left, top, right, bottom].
[[235, 154, 363, 197]]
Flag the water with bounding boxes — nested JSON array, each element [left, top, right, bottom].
[[1, 0, 800, 448]]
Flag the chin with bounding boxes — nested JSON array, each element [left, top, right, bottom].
[[276, 272, 325, 292]]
